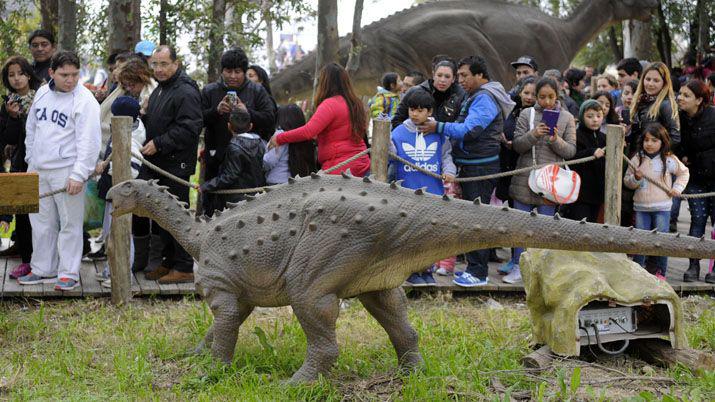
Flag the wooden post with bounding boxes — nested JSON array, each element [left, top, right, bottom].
[[522, 345, 554, 371], [370, 118, 391, 182], [590, 76, 598, 97], [604, 124, 625, 225], [107, 116, 133, 305]]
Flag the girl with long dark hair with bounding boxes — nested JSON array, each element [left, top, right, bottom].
[[264, 104, 317, 184]]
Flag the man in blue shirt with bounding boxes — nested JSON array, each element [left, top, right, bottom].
[[419, 55, 515, 287]]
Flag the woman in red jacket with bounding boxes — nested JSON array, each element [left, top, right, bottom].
[[268, 63, 370, 176]]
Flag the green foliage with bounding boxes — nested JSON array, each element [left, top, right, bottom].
[[0, 2, 36, 69]]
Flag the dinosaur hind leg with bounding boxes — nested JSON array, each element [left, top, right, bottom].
[[358, 288, 423, 372], [205, 290, 254, 364], [289, 293, 340, 383]]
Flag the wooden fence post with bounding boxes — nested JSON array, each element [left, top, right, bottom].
[[370, 118, 391, 182], [604, 124, 625, 225], [107, 116, 133, 305]]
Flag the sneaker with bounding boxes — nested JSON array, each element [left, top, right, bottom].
[[54, 277, 79, 291], [101, 278, 112, 288], [18, 272, 57, 285], [705, 272, 715, 284], [502, 266, 522, 284], [498, 260, 515, 275], [9, 263, 32, 279], [454, 271, 465, 277], [435, 267, 452, 276], [421, 272, 437, 286], [655, 272, 667, 281], [83, 245, 107, 262], [453, 272, 488, 287], [95, 266, 110, 281], [406, 273, 427, 286]]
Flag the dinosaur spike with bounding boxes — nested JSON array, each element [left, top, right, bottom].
[[363, 176, 372, 183], [501, 206, 509, 211], [148, 179, 159, 186], [701, 235, 706, 241], [226, 202, 239, 209], [399, 210, 407, 217], [416, 187, 427, 195], [442, 194, 450, 201], [214, 209, 222, 217], [288, 177, 296, 184], [553, 213, 561, 220], [221, 234, 227, 240], [257, 238, 264, 246], [228, 251, 237, 260], [676, 233, 681, 238], [344, 169, 352, 176], [289, 228, 297, 236], [309, 222, 317, 231], [473, 198, 481, 205], [330, 215, 338, 223], [242, 247, 249, 255], [354, 214, 364, 224], [263, 186, 272, 192], [194, 216, 202, 223], [145, 193, 151, 198], [390, 181, 398, 189], [271, 232, 279, 241], [311, 173, 320, 179], [237, 220, 245, 228], [602, 224, 609, 229], [395, 180, 404, 187], [651, 228, 658, 233], [530, 209, 537, 217], [257, 216, 264, 224], [654, 242, 662, 248], [359, 190, 368, 196], [158, 187, 167, 193], [580, 218, 587, 224], [341, 171, 350, 179], [340, 228, 349, 238], [245, 195, 255, 201], [628, 226, 634, 231]]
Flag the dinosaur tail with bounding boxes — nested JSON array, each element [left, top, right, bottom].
[[460, 203, 715, 260]]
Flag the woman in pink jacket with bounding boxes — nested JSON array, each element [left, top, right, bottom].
[[268, 63, 370, 176]]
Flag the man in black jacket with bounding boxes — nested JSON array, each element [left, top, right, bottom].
[[136, 45, 203, 284], [27, 30, 56, 83], [201, 48, 276, 214]]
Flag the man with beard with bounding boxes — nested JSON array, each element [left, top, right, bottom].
[[200, 48, 275, 215]]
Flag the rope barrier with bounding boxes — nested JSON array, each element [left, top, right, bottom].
[[621, 155, 715, 200], [38, 152, 113, 199]]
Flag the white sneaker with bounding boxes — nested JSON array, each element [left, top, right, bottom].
[[435, 267, 452, 276], [101, 278, 112, 288], [502, 266, 521, 284]]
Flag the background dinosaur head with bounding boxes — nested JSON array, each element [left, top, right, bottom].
[[106, 179, 146, 217], [609, 0, 658, 21]]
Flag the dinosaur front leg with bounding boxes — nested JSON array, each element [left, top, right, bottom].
[[289, 294, 340, 383], [358, 288, 423, 371], [206, 291, 254, 364]]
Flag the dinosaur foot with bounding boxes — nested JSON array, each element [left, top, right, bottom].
[[397, 352, 425, 375]]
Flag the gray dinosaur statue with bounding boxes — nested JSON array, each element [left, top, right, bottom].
[[107, 174, 714, 383], [271, 0, 658, 102]]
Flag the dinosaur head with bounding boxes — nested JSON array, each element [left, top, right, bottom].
[[106, 179, 146, 217], [610, 0, 658, 21]]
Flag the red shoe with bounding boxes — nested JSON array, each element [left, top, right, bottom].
[[9, 263, 31, 279], [655, 272, 667, 281]]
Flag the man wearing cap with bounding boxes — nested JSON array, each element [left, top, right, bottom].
[[509, 56, 539, 97], [134, 40, 156, 63], [137, 45, 202, 284]]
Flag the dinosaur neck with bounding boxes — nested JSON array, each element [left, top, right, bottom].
[[563, 0, 615, 58], [137, 187, 200, 260]]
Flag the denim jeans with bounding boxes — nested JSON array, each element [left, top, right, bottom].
[[458, 162, 500, 279], [511, 200, 556, 265], [686, 181, 715, 264], [633, 210, 670, 274]]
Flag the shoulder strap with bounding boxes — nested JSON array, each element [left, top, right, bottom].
[[530, 108, 536, 166]]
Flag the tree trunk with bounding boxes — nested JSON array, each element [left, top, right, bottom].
[[57, 0, 77, 51], [622, 19, 652, 60], [345, 0, 363, 75], [207, 0, 227, 83], [315, 0, 339, 88], [695, 0, 710, 54], [108, 0, 142, 55], [655, 0, 672, 67], [159, 0, 169, 45], [607, 26, 623, 62], [40, 0, 58, 38], [262, 0, 277, 74]]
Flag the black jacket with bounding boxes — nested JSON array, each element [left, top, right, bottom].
[[629, 99, 680, 156], [201, 133, 266, 213], [570, 125, 606, 205], [391, 80, 466, 129], [201, 78, 276, 166], [680, 105, 715, 182], [0, 103, 28, 173], [141, 69, 203, 178], [32, 60, 50, 83]]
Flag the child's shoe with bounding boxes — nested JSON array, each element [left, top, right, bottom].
[[435, 267, 452, 276], [54, 278, 79, 291], [502, 266, 522, 284], [421, 272, 437, 286], [498, 260, 515, 275], [101, 278, 112, 288], [406, 273, 426, 286], [9, 263, 31, 279], [95, 265, 110, 281], [18, 272, 57, 285], [453, 272, 488, 287]]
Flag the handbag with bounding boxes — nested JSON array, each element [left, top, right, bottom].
[[526, 108, 581, 204]]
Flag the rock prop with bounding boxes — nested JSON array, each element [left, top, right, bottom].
[[107, 173, 715, 383]]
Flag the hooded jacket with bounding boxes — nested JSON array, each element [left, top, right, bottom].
[[680, 105, 715, 182], [24, 81, 101, 182], [141, 69, 203, 178], [391, 79, 466, 129], [570, 124, 606, 205], [368, 87, 400, 118], [438, 81, 515, 162]]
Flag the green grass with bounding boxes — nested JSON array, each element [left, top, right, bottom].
[[0, 295, 713, 400]]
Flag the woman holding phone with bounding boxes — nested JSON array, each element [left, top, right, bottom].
[[503, 77, 576, 283]]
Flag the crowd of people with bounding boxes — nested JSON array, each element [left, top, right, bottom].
[[1, 28, 715, 293]]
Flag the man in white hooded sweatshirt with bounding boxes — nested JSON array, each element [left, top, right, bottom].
[[18, 51, 101, 291]]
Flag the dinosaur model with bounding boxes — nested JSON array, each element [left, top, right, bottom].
[[107, 173, 715, 383], [270, 0, 658, 103]]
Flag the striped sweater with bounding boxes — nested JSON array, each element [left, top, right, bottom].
[[623, 153, 689, 212]]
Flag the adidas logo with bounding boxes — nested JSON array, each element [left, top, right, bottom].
[[403, 134, 437, 162]]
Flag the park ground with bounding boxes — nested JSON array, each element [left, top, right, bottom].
[[0, 294, 713, 401]]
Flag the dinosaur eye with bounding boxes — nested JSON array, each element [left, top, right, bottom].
[[120, 182, 133, 196]]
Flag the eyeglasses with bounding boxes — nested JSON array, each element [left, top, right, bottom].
[[30, 42, 51, 49], [150, 62, 173, 69]]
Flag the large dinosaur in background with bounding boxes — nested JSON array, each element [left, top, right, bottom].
[[107, 174, 715, 383], [271, 0, 658, 103]]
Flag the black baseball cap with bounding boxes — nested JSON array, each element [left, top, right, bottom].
[[510, 56, 538, 71]]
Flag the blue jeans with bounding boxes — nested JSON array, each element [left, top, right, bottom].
[[686, 181, 715, 264], [511, 200, 556, 265], [633, 210, 670, 274], [458, 162, 500, 279]]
